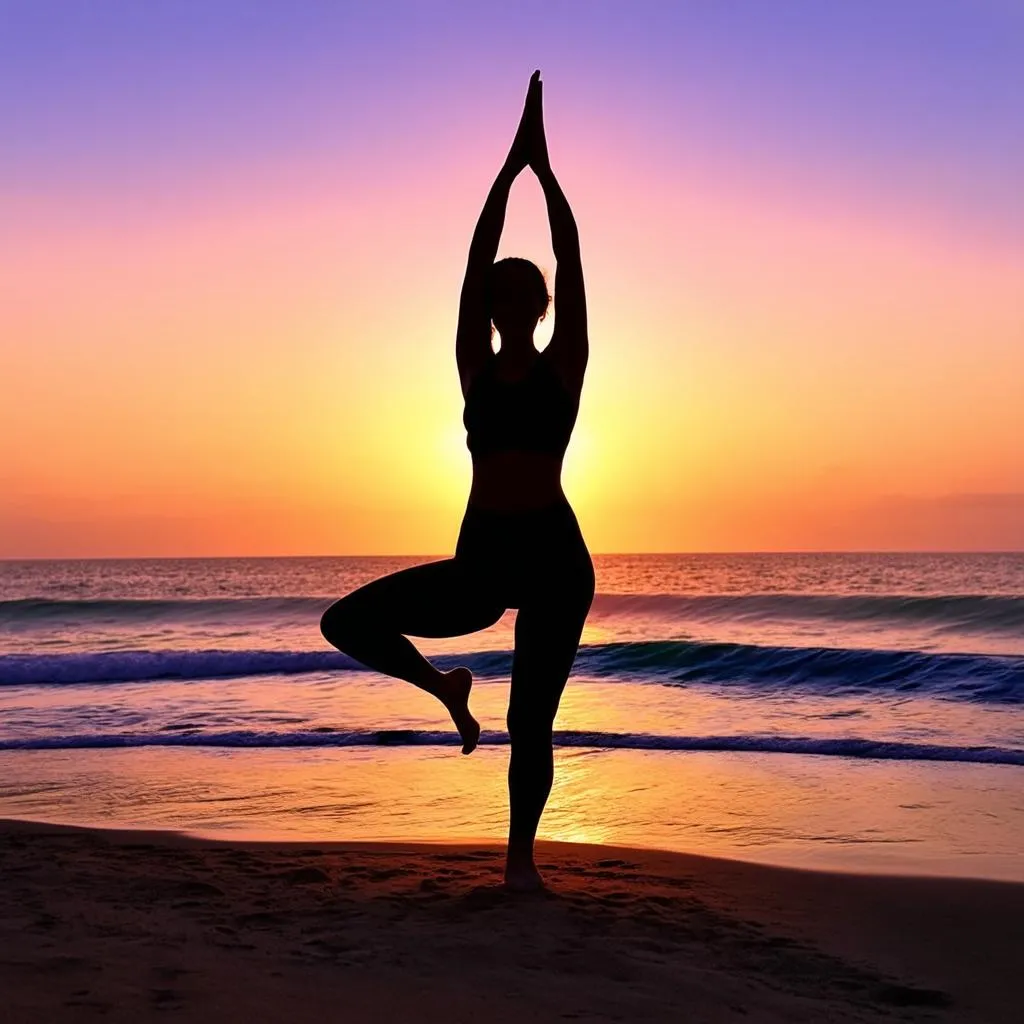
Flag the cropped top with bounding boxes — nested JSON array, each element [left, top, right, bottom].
[[463, 351, 577, 459]]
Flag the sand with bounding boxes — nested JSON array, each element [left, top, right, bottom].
[[1, 819, 1021, 1023]]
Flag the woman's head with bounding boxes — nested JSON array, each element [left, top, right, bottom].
[[486, 258, 550, 335]]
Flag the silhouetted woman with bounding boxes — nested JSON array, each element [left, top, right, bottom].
[[321, 72, 593, 891]]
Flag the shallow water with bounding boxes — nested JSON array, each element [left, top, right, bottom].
[[2, 746, 1021, 881]]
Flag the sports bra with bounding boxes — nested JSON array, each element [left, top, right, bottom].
[[463, 351, 578, 459]]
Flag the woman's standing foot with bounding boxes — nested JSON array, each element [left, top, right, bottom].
[[504, 847, 546, 891]]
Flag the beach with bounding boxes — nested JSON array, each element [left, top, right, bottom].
[[3, 554, 1023, 1020], [2, 818, 1021, 1023]]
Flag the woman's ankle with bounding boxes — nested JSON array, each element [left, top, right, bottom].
[[506, 838, 535, 867]]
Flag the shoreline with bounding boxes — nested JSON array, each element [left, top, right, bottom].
[[4, 743, 1021, 885], [6, 807, 1023, 885], [3, 818, 1022, 1022]]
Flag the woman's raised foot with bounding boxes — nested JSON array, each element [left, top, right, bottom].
[[439, 666, 480, 755]]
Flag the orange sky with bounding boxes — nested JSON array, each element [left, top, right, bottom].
[[2, 3, 1022, 556]]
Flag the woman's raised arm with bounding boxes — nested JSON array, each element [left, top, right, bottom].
[[529, 77, 588, 390], [456, 76, 536, 396]]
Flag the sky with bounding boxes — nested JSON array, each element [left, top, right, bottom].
[[1, 0, 1022, 556]]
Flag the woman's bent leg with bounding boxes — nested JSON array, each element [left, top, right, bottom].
[[505, 567, 594, 889], [320, 559, 505, 753]]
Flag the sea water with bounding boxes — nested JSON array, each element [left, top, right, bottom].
[[1, 554, 1022, 879]]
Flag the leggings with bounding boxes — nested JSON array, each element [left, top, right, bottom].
[[320, 498, 595, 849]]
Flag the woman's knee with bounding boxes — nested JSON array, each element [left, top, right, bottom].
[[506, 695, 559, 743], [319, 594, 367, 648]]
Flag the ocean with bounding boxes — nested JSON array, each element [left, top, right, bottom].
[[2, 553, 1022, 879]]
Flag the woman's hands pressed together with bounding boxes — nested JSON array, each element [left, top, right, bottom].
[[504, 71, 550, 179], [524, 71, 551, 177]]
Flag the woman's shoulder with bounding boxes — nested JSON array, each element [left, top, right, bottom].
[[538, 344, 584, 401]]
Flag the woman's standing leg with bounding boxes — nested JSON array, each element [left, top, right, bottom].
[[320, 559, 505, 753], [505, 564, 594, 889]]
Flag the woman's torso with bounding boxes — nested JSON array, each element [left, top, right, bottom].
[[462, 348, 580, 512]]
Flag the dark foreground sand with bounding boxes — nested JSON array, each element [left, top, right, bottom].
[[1, 820, 1021, 1023]]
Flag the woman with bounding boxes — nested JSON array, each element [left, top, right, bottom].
[[321, 71, 594, 891]]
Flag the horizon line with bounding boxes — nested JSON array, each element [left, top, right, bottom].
[[3, 549, 1024, 564]]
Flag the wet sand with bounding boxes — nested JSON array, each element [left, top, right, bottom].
[[1, 818, 1021, 1023]]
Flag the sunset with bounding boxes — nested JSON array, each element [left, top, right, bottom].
[[2, 3, 1023, 1022], [3, 2, 1021, 556]]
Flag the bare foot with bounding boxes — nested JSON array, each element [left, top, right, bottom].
[[503, 858, 546, 893], [439, 667, 480, 755]]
